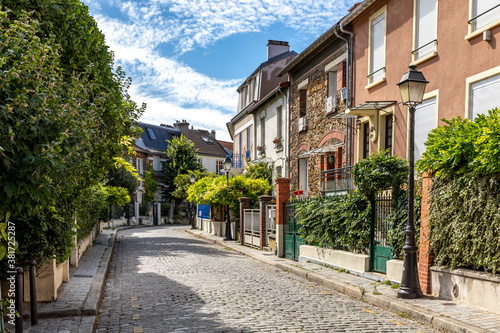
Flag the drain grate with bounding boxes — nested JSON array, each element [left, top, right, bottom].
[[441, 303, 456, 306]]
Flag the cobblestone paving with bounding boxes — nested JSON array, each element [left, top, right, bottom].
[[96, 226, 438, 332]]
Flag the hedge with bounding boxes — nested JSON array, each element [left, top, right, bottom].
[[429, 174, 500, 273]]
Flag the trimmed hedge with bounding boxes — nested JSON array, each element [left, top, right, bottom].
[[429, 174, 500, 273], [296, 194, 371, 254]]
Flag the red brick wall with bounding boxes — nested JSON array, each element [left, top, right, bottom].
[[418, 173, 434, 294]]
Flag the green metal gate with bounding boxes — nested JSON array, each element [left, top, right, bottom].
[[369, 191, 393, 273], [284, 202, 305, 261]]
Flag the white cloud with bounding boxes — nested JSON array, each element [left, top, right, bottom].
[[85, 0, 356, 143]]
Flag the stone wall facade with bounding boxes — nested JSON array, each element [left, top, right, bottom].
[[289, 46, 349, 197]]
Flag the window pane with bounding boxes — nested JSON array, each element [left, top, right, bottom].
[[475, 0, 500, 30], [328, 71, 337, 97], [371, 12, 385, 82], [416, 0, 436, 59], [385, 115, 393, 155], [470, 73, 500, 119], [415, 97, 437, 161]]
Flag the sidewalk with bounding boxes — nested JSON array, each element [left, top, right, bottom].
[[6, 227, 117, 333], [186, 228, 500, 333]]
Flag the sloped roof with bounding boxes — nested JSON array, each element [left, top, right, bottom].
[[218, 140, 233, 153], [185, 129, 228, 158], [237, 50, 298, 91], [137, 122, 181, 152]]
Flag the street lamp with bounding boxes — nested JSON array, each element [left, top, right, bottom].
[[396, 64, 428, 299], [189, 174, 196, 229], [223, 156, 232, 241]]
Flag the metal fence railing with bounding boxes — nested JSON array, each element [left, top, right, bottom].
[[321, 166, 356, 195], [243, 209, 260, 248]]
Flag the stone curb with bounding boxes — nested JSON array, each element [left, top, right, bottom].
[[186, 229, 491, 333]]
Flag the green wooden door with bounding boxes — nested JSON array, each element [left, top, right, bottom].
[[370, 192, 393, 273], [284, 203, 304, 261]]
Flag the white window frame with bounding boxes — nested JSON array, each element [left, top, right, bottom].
[[465, 65, 500, 119], [467, 0, 500, 39], [136, 158, 144, 176], [366, 5, 387, 89], [412, 0, 438, 65]]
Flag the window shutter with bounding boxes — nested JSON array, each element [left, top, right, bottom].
[[475, 0, 500, 30], [470, 73, 500, 119], [416, 0, 436, 59], [415, 97, 437, 161], [371, 12, 385, 82]]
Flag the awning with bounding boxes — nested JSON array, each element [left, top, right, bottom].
[[345, 101, 396, 117], [298, 142, 344, 158]]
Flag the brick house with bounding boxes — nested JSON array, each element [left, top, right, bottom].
[[277, 25, 354, 198], [227, 41, 297, 177]]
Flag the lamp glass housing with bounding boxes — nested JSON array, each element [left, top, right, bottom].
[[223, 156, 232, 171], [397, 65, 428, 107], [189, 174, 196, 184]]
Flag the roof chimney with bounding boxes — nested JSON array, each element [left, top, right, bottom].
[[267, 40, 289, 60], [173, 119, 189, 136], [211, 130, 216, 139]]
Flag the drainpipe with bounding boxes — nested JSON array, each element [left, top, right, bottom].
[[334, 24, 351, 167], [277, 84, 289, 178], [339, 21, 355, 167]]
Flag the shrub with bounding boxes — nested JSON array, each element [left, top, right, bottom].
[[429, 174, 500, 273], [352, 149, 408, 197], [296, 194, 370, 253], [418, 108, 500, 180]]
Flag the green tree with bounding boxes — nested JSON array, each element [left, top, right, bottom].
[[143, 166, 159, 204], [163, 135, 205, 202], [0, 5, 143, 268], [244, 162, 273, 186], [187, 174, 270, 219], [105, 162, 139, 196]]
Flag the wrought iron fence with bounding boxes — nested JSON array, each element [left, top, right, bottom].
[[373, 190, 392, 247]]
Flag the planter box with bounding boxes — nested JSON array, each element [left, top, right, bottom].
[[298, 245, 369, 274], [70, 232, 94, 267], [431, 266, 500, 314], [24, 259, 69, 302], [386, 259, 403, 283]]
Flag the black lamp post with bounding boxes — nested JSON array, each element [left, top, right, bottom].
[[190, 173, 196, 229], [223, 156, 233, 241], [396, 64, 428, 299]]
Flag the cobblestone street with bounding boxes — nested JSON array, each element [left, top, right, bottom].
[[96, 226, 438, 332]]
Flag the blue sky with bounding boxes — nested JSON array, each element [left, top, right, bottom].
[[83, 0, 359, 142]]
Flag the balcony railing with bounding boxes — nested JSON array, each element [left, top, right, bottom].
[[321, 166, 356, 196], [232, 153, 244, 169]]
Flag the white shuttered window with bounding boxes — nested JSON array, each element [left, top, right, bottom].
[[415, 0, 437, 59], [474, 0, 500, 30], [370, 12, 386, 83], [415, 97, 437, 161], [470, 73, 500, 119]]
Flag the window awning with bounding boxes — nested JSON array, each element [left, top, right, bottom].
[[298, 142, 344, 158], [345, 101, 396, 117]]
